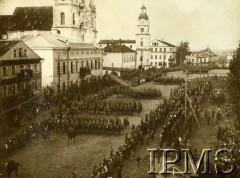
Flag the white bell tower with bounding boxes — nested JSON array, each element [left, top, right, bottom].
[[136, 5, 150, 68]]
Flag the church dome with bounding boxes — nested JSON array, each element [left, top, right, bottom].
[[141, 5, 146, 10], [138, 13, 149, 20]]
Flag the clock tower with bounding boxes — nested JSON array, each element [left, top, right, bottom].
[[136, 5, 150, 68]]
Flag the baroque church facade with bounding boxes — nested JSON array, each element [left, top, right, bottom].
[[0, 0, 97, 43]]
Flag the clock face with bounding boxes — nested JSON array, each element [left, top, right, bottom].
[[140, 19, 144, 25]]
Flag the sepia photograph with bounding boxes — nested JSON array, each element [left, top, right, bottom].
[[0, 0, 240, 177]]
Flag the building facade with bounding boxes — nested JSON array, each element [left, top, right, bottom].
[[103, 44, 136, 75], [186, 47, 218, 66], [22, 33, 102, 92], [0, 0, 97, 43], [0, 40, 42, 110], [149, 39, 177, 68]]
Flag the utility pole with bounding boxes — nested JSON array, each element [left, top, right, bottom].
[[185, 69, 187, 120], [57, 56, 62, 116]]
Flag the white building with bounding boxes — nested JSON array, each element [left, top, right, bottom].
[[226, 52, 234, 67], [103, 44, 136, 76], [99, 5, 177, 69], [149, 39, 177, 68], [186, 47, 218, 66], [21, 33, 102, 92]]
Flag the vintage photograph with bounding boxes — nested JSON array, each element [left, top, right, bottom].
[[0, 0, 240, 177]]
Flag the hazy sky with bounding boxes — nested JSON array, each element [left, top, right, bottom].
[[0, 0, 240, 50]]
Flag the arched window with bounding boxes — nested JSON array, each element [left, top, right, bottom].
[[60, 12, 65, 25], [73, 13, 75, 25], [140, 41, 143, 46]]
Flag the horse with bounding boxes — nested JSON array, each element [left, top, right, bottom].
[[67, 127, 76, 145]]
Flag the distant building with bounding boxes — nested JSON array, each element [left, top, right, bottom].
[[226, 52, 234, 67], [103, 44, 136, 76], [149, 39, 177, 68], [21, 33, 103, 92], [0, 40, 43, 110], [186, 47, 218, 66]]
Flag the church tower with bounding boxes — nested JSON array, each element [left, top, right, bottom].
[[136, 5, 150, 68], [51, 0, 97, 43]]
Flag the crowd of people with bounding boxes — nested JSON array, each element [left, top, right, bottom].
[[91, 76, 234, 177]]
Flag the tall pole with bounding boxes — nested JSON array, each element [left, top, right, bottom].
[[57, 56, 62, 116], [200, 58, 202, 80], [185, 69, 188, 120]]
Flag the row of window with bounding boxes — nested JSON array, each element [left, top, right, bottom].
[[13, 48, 27, 58], [188, 58, 207, 63], [1, 81, 39, 98], [123, 55, 135, 63], [150, 62, 167, 66], [150, 48, 171, 53], [57, 59, 101, 74], [56, 51, 101, 56], [2, 64, 39, 76], [151, 55, 172, 60]]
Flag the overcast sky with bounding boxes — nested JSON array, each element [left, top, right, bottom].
[[0, 0, 240, 50]]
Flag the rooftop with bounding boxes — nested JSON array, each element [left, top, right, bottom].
[[0, 6, 53, 31], [0, 40, 20, 56], [104, 44, 136, 53], [99, 39, 136, 44]]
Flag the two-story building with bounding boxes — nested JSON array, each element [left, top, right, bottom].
[[0, 40, 43, 111], [103, 44, 136, 76], [149, 39, 177, 68], [186, 47, 218, 67], [22, 33, 103, 92]]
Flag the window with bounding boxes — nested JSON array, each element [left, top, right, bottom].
[[150, 48, 153, 52], [91, 60, 93, 70], [71, 62, 74, 73], [12, 66, 15, 75], [164, 55, 166, 59], [140, 41, 143, 46], [160, 48, 162, 52], [8, 85, 12, 96], [75, 52, 79, 55], [170, 48, 172, 52], [81, 61, 84, 68], [87, 60, 89, 68], [155, 55, 157, 59], [70, 52, 74, 56], [13, 50, 17, 57], [130, 45, 132, 48], [155, 62, 157, 66], [76, 61, 79, 72], [81, 52, 84, 55], [12, 84, 16, 95], [62, 52, 66, 56], [19, 48, 23, 57], [86, 52, 89, 55], [155, 48, 157, 52], [158, 62, 161, 66], [95, 60, 98, 69], [140, 28, 144, 33], [34, 64, 38, 72], [73, 13, 75, 25], [24, 50, 27, 57], [150, 62, 153, 66], [3, 86, 7, 97], [61, 12, 65, 25], [98, 60, 101, 69], [62, 82, 66, 91], [164, 48, 166, 52], [2, 66, 7, 76], [159, 55, 162, 59], [151, 55, 153, 59], [63, 62, 66, 74]]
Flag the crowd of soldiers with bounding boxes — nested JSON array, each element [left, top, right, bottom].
[[91, 76, 231, 178]]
